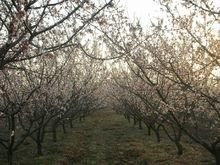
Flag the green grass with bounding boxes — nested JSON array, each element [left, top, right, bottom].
[[0, 109, 215, 165]]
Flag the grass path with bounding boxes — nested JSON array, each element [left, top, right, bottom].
[[2, 109, 214, 165], [52, 110, 213, 165], [58, 110, 150, 165]]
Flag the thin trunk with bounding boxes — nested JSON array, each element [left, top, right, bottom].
[[156, 131, 160, 142], [153, 129, 160, 143], [133, 116, 137, 125], [138, 120, 142, 130], [70, 120, 73, 128], [162, 125, 183, 156], [8, 115, 15, 165], [214, 147, 220, 165], [37, 142, 43, 156], [62, 122, 66, 134], [52, 126, 57, 142], [175, 142, 183, 156], [36, 129, 43, 156], [7, 150, 13, 165], [156, 125, 161, 142], [127, 115, 130, 123], [147, 126, 151, 136]]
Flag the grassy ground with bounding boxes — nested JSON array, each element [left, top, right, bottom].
[[0, 109, 214, 165]]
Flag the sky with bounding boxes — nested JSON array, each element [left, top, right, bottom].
[[119, 0, 161, 26], [119, 0, 220, 27]]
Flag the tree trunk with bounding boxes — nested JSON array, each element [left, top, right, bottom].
[[156, 125, 161, 142], [138, 120, 142, 130], [36, 129, 43, 156], [147, 126, 151, 136], [175, 142, 183, 156], [52, 126, 57, 142], [37, 142, 43, 156], [214, 147, 220, 165], [62, 122, 66, 134], [127, 115, 130, 123], [70, 120, 73, 128], [154, 130, 160, 143], [8, 115, 15, 165], [133, 116, 137, 125], [7, 150, 13, 165]]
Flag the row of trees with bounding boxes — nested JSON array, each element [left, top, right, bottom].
[[0, 0, 115, 164], [0, 47, 108, 164], [106, 0, 220, 164]]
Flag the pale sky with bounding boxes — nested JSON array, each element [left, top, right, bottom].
[[119, 0, 220, 27], [119, 0, 161, 26]]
